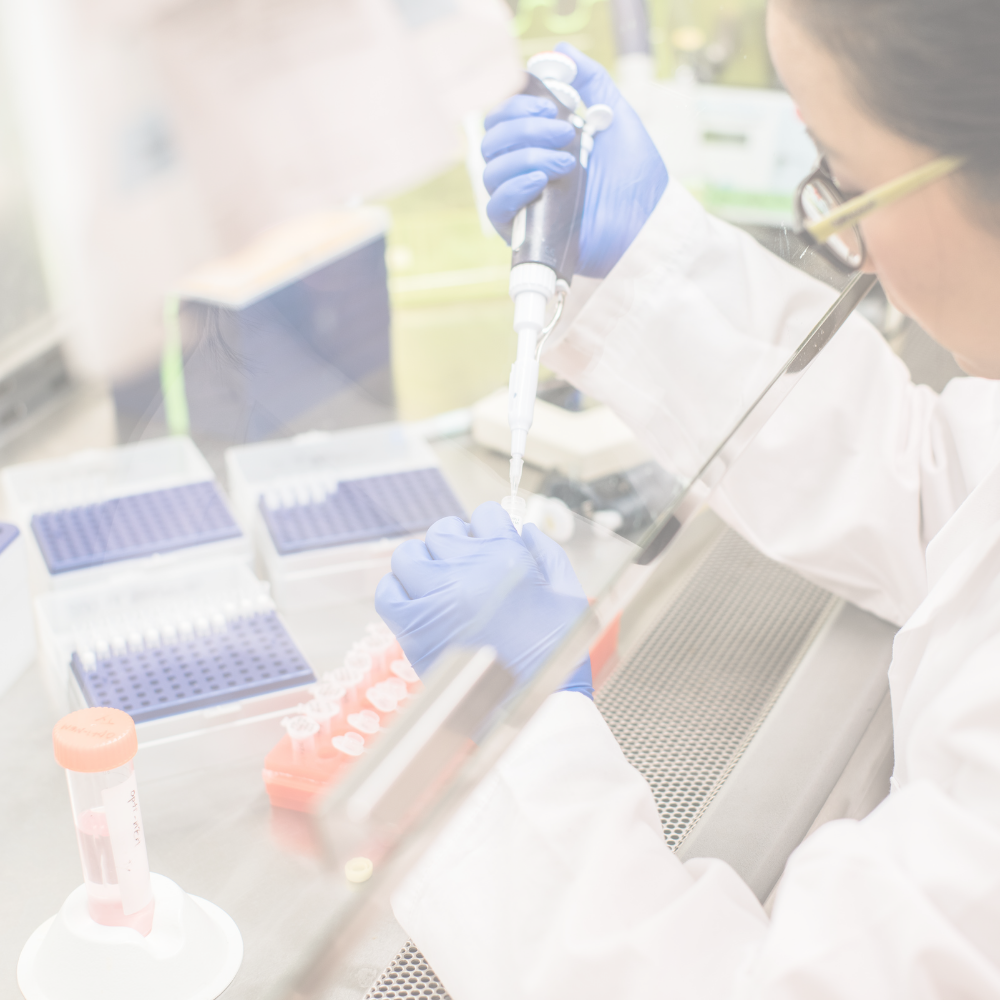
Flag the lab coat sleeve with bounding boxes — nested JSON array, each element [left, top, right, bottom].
[[392, 691, 770, 1000], [745, 554, 1000, 997], [542, 180, 1000, 627], [393, 690, 1000, 999]]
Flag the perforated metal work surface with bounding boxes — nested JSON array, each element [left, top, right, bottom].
[[260, 468, 466, 555], [365, 942, 451, 1000], [363, 528, 837, 999], [597, 529, 837, 847], [70, 611, 315, 723], [31, 481, 241, 573]]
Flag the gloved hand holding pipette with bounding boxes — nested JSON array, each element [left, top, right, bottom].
[[485, 44, 668, 503], [483, 42, 668, 279], [374, 503, 593, 698]]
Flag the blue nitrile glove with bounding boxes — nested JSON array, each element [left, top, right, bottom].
[[375, 502, 593, 698], [482, 41, 668, 279]]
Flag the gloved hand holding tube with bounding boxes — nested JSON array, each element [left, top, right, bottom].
[[482, 42, 669, 279], [374, 503, 593, 699]]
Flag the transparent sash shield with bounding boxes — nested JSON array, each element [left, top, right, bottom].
[[270, 272, 879, 1000]]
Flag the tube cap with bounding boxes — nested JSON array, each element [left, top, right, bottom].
[[345, 856, 373, 883], [53, 707, 138, 773]]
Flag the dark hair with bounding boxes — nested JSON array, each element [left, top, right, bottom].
[[787, 0, 1000, 216]]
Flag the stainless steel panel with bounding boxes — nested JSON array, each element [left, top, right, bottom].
[[675, 601, 896, 899]]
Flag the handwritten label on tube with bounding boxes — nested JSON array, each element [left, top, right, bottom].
[[101, 770, 153, 915]]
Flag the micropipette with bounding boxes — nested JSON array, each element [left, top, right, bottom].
[[506, 51, 613, 498]]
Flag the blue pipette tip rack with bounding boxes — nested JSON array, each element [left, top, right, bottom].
[[260, 467, 466, 555], [70, 611, 315, 724], [31, 481, 242, 574], [0, 522, 19, 557]]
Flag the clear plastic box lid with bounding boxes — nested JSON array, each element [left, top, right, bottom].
[[2, 435, 216, 518]]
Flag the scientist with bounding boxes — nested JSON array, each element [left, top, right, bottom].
[[374, 0, 1000, 995]]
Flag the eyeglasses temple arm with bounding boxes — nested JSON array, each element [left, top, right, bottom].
[[805, 156, 963, 244]]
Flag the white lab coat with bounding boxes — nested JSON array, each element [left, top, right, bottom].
[[392, 180, 1000, 998]]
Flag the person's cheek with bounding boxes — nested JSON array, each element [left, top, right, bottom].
[[862, 205, 943, 332]]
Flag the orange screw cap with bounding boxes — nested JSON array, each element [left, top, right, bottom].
[[53, 707, 138, 773]]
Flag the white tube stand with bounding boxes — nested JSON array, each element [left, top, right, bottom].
[[17, 873, 243, 1000]]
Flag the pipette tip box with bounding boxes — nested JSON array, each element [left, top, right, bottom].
[[32, 480, 241, 575], [226, 423, 466, 609], [2, 435, 249, 591], [69, 609, 314, 725], [260, 467, 465, 553], [36, 558, 316, 777]]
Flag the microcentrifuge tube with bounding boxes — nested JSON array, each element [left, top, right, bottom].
[[282, 715, 320, 761], [330, 661, 368, 714], [52, 708, 156, 936], [331, 731, 365, 757], [300, 697, 341, 738], [383, 677, 409, 703], [313, 679, 346, 705], [345, 646, 374, 687], [365, 682, 399, 716], [390, 658, 420, 689], [360, 624, 402, 682], [502, 495, 526, 534], [347, 709, 381, 737]]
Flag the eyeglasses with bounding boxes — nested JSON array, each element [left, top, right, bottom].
[[795, 154, 963, 271]]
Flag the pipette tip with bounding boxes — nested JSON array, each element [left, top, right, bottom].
[[509, 455, 524, 497]]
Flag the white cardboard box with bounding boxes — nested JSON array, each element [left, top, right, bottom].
[[0, 525, 36, 698], [471, 387, 650, 482]]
